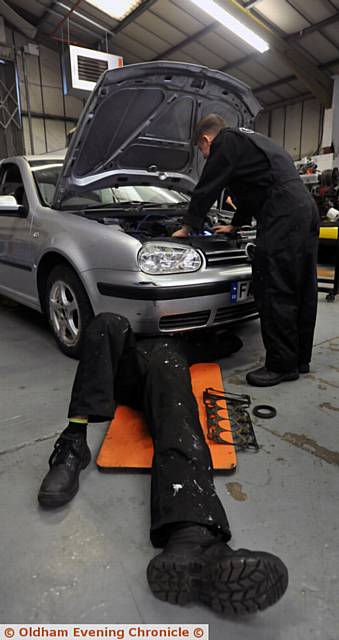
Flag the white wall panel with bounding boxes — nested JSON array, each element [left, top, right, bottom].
[[261, 98, 324, 160], [18, 72, 43, 113], [24, 54, 40, 84], [42, 87, 64, 117], [270, 107, 285, 147], [301, 99, 322, 157], [28, 84, 43, 112], [64, 94, 84, 119], [40, 45, 62, 88], [322, 108, 333, 148], [255, 111, 270, 136], [22, 117, 31, 155], [31, 118, 46, 154], [45, 120, 66, 152], [285, 102, 302, 159], [66, 120, 75, 134]]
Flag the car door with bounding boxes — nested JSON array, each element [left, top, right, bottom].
[[0, 162, 35, 301]]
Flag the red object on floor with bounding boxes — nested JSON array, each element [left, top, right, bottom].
[[96, 363, 237, 472]]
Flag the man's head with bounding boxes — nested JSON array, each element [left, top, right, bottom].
[[194, 114, 226, 158]]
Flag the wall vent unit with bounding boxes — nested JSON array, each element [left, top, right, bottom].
[[63, 45, 123, 97]]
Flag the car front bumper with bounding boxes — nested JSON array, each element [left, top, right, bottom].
[[82, 267, 258, 334]]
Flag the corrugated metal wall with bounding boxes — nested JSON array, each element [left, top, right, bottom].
[[255, 98, 325, 160], [5, 27, 84, 156]]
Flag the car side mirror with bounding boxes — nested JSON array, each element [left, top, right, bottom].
[[0, 195, 27, 218]]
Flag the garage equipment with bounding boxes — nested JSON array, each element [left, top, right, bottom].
[[253, 404, 277, 419], [203, 387, 259, 449], [318, 224, 339, 301], [96, 363, 237, 472], [299, 166, 339, 217]]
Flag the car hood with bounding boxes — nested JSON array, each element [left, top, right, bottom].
[[53, 61, 261, 209]]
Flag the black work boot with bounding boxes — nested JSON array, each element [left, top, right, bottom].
[[299, 363, 310, 374], [246, 366, 299, 387], [38, 433, 91, 508], [147, 525, 288, 614]]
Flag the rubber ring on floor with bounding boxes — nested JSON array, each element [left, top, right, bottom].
[[253, 404, 277, 419]]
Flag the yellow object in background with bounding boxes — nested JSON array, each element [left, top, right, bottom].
[[319, 227, 339, 240]]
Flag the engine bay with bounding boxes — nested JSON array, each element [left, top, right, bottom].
[[79, 205, 256, 249], [118, 210, 188, 239]]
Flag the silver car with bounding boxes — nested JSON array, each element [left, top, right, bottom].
[[0, 62, 259, 358]]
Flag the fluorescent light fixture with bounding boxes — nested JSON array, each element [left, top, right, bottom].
[[189, 0, 269, 53], [85, 0, 143, 21]]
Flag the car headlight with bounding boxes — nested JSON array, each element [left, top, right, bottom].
[[138, 243, 202, 274]]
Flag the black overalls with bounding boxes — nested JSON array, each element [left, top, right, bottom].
[[68, 313, 242, 547], [184, 127, 319, 372]]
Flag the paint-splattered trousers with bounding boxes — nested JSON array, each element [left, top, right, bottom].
[[68, 313, 237, 547]]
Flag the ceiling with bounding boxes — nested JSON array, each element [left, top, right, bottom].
[[3, 0, 339, 109]]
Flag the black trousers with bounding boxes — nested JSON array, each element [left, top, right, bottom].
[[252, 183, 319, 372], [68, 314, 239, 547]]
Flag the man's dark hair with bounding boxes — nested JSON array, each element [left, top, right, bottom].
[[194, 114, 226, 145]]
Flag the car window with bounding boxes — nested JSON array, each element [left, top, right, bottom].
[[30, 162, 191, 208], [0, 163, 27, 204], [110, 185, 189, 204], [30, 163, 63, 206]]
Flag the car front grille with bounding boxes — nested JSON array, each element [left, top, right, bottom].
[[214, 301, 258, 323], [159, 301, 258, 331], [204, 248, 248, 268], [159, 310, 211, 330]]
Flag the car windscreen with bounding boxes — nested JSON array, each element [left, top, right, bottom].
[[30, 162, 190, 208]]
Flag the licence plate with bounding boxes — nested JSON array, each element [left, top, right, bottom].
[[230, 280, 252, 304]]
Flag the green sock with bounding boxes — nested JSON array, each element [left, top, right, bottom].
[[63, 418, 88, 438]]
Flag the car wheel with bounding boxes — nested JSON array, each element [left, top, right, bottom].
[[46, 265, 94, 358]]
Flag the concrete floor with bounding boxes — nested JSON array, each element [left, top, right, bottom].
[[0, 293, 339, 640]]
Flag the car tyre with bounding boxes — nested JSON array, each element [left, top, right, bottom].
[[46, 265, 94, 359]]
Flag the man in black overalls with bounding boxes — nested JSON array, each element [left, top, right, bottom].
[[38, 313, 288, 614], [174, 114, 319, 387]]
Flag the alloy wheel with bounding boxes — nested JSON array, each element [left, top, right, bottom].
[[49, 279, 81, 348]]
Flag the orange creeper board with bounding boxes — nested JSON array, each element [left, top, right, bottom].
[[96, 363, 237, 472]]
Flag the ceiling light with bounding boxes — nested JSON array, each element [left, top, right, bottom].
[[86, 0, 143, 21], [189, 0, 269, 53]]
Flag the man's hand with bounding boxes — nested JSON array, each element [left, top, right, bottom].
[[213, 224, 235, 234], [172, 224, 192, 238]]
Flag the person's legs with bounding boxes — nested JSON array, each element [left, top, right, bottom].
[[141, 338, 230, 545], [248, 236, 300, 386], [141, 338, 288, 613], [38, 313, 142, 508], [248, 192, 316, 386], [68, 313, 142, 421], [297, 203, 319, 371]]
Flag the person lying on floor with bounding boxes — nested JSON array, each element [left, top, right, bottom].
[[38, 313, 288, 615]]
